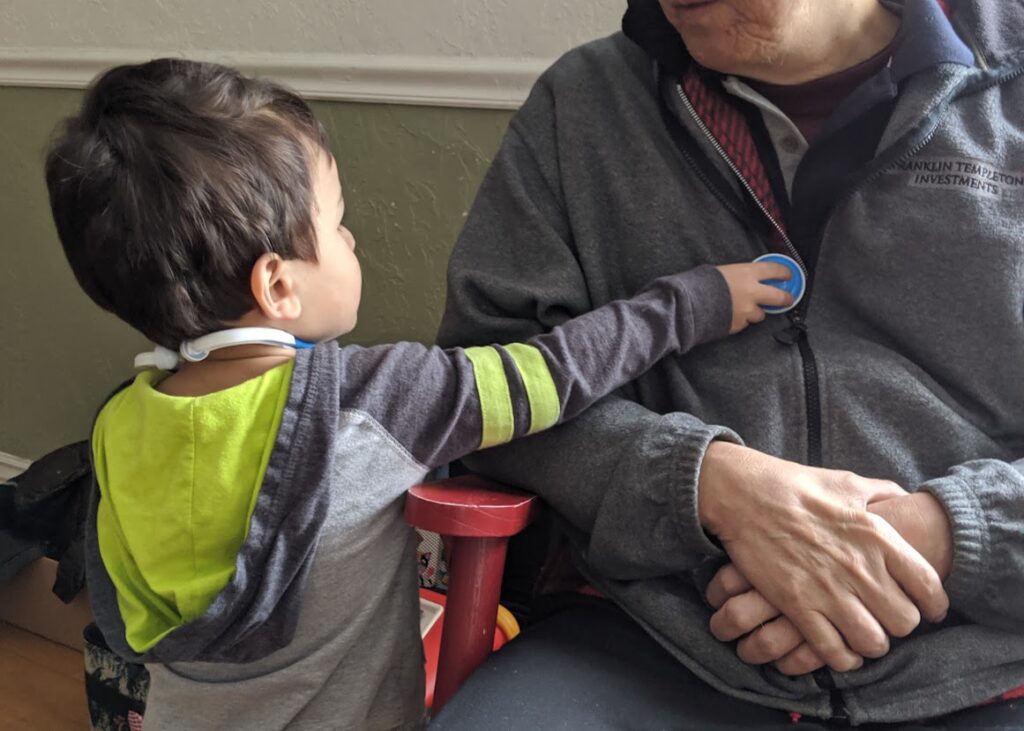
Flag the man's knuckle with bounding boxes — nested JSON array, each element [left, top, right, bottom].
[[891, 607, 921, 637], [820, 641, 859, 670], [816, 638, 843, 661], [746, 631, 774, 656], [839, 550, 868, 575], [738, 641, 765, 664], [859, 634, 889, 658], [787, 647, 821, 675], [924, 572, 947, 601], [721, 568, 744, 594], [796, 656, 821, 674], [721, 601, 748, 628], [836, 470, 855, 484], [931, 590, 951, 616]]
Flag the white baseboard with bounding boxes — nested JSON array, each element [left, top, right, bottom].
[[0, 47, 547, 110], [0, 452, 31, 481]]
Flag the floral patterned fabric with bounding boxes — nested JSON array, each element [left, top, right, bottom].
[[83, 623, 149, 731], [416, 529, 449, 591]]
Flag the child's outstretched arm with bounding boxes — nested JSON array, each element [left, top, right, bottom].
[[336, 262, 790, 469]]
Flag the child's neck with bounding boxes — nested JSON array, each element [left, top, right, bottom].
[[156, 344, 296, 397]]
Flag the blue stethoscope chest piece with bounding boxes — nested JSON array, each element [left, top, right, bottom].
[[754, 253, 805, 314]]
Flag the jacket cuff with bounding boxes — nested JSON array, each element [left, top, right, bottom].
[[919, 476, 987, 608], [660, 418, 742, 558]]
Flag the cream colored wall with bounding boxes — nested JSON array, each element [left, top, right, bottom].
[[1, 1, 623, 107], [2, 0, 621, 59]]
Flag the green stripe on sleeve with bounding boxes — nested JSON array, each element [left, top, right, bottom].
[[505, 343, 561, 435], [464, 346, 515, 448]]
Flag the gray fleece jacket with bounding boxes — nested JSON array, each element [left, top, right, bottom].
[[85, 268, 729, 730], [437, 0, 1024, 724]]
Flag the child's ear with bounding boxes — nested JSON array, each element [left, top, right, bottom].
[[250, 253, 302, 321]]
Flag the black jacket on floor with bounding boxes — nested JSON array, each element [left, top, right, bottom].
[[0, 441, 90, 602]]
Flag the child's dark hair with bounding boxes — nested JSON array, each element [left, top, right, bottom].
[[45, 58, 331, 348]]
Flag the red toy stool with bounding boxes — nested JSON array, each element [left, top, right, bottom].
[[405, 476, 538, 712]]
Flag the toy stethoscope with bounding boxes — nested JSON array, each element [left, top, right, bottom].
[[133, 255, 802, 370], [754, 253, 805, 314], [134, 327, 314, 370]]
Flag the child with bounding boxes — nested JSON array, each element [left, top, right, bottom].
[[45, 59, 792, 730]]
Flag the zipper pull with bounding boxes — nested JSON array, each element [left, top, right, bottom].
[[774, 318, 807, 346]]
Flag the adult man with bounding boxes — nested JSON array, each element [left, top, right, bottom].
[[433, 0, 1024, 727]]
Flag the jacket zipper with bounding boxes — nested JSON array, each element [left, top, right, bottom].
[[675, 83, 824, 467], [797, 60, 1023, 470], [673, 51, 1024, 468], [814, 668, 851, 725], [950, 8, 991, 72], [674, 85, 804, 269]]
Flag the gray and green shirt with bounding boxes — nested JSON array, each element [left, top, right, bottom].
[[85, 266, 731, 730]]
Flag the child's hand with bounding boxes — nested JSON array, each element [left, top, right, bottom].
[[717, 262, 795, 334]]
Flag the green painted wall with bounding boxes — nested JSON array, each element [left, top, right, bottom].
[[0, 86, 512, 459]]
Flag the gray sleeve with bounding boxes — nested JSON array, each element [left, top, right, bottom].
[[436, 78, 736, 576], [463, 396, 737, 578], [918, 457, 1024, 631], [338, 263, 730, 470]]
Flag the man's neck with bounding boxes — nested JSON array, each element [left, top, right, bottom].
[[744, 2, 900, 85]]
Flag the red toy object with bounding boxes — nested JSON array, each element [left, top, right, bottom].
[[420, 588, 517, 709], [406, 477, 538, 712]]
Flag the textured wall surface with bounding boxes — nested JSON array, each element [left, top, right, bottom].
[[0, 86, 512, 459], [1, 0, 621, 60]]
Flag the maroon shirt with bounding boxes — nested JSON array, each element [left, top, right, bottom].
[[744, 42, 895, 146]]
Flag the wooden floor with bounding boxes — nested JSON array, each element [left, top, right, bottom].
[[0, 622, 91, 730]]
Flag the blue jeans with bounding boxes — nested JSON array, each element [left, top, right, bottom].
[[430, 597, 1023, 730]]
